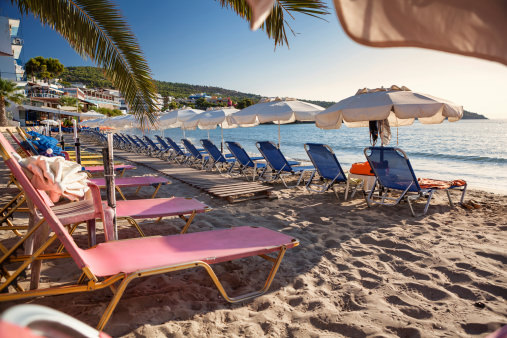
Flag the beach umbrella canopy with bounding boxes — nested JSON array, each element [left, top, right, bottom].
[[103, 114, 135, 129], [227, 98, 324, 147], [246, 0, 506, 66], [315, 85, 463, 130], [182, 108, 239, 130], [158, 108, 204, 129], [81, 118, 107, 128], [40, 119, 59, 126], [80, 110, 104, 119], [182, 107, 240, 151]]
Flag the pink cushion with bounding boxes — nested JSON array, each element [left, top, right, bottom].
[[81, 226, 298, 277], [90, 176, 169, 188], [113, 197, 209, 219], [84, 165, 135, 173]]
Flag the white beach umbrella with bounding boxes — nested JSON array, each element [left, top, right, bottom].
[[246, 0, 506, 66], [227, 98, 324, 147], [40, 119, 59, 126], [315, 85, 463, 130], [158, 108, 204, 138], [182, 107, 239, 151], [103, 114, 135, 129], [79, 118, 101, 127], [82, 118, 107, 128], [80, 110, 104, 119]]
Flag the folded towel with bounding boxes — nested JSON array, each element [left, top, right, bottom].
[[14, 153, 89, 202], [418, 178, 466, 190]]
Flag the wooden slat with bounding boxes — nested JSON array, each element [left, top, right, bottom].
[[82, 145, 274, 203]]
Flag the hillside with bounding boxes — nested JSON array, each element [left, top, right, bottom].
[[59, 67, 486, 118]]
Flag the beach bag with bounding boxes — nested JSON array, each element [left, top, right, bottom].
[[350, 161, 374, 176]]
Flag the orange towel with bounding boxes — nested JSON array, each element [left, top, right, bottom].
[[350, 161, 375, 176]]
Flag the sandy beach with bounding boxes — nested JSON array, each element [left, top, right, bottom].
[[0, 142, 505, 337]]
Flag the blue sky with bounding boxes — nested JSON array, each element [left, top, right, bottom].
[[3, 1, 507, 118]]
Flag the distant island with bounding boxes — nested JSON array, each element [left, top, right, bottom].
[[462, 111, 487, 119], [60, 66, 487, 119]]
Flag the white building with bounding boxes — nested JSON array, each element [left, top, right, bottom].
[[0, 16, 24, 81]]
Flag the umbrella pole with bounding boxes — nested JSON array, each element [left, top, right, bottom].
[[278, 122, 281, 149], [221, 124, 224, 153], [183, 129, 186, 139], [207, 130, 210, 140], [102, 133, 117, 240]]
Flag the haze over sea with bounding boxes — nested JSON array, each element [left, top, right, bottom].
[[127, 119, 507, 194]]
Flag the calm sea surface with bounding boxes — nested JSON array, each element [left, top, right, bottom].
[[128, 119, 507, 194]]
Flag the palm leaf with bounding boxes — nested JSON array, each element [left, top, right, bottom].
[[217, 0, 329, 47], [12, 0, 158, 129]]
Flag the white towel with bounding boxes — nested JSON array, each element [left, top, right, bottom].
[[14, 154, 90, 202]]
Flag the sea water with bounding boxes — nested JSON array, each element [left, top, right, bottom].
[[128, 119, 507, 194]]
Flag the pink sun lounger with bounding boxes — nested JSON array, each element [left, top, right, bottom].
[[0, 133, 299, 331], [89, 176, 170, 199], [84, 164, 135, 176], [103, 197, 211, 238]]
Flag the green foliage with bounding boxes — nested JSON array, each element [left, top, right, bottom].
[[97, 107, 123, 117], [155, 80, 261, 103], [235, 98, 254, 109], [60, 67, 114, 88], [59, 96, 84, 112], [167, 101, 180, 110], [59, 96, 78, 106], [0, 78, 24, 126], [217, 0, 329, 47], [12, 0, 158, 129], [25, 56, 65, 80], [194, 97, 227, 110], [62, 118, 74, 127]]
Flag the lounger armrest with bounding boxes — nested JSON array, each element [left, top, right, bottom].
[[87, 182, 106, 221]]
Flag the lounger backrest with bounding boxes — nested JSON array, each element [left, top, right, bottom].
[[165, 137, 184, 155], [200, 139, 224, 162], [226, 141, 253, 167], [126, 135, 139, 146], [134, 135, 149, 148], [181, 139, 202, 159], [7, 130, 31, 157], [304, 143, 346, 181], [0, 134, 87, 269], [256, 141, 292, 172], [364, 147, 421, 192], [155, 135, 169, 149], [143, 136, 159, 150]]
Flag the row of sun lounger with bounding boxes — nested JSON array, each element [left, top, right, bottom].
[[86, 129, 467, 217]]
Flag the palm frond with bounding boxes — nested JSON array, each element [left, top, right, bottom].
[[12, 0, 158, 129], [217, 0, 329, 47]]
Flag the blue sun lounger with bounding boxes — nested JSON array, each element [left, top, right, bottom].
[[304, 143, 348, 198], [142, 136, 161, 155], [153, 135, 173, 158], [200, 139, 236, 173], [256, 141, 315, 188], [163, 137, 191, 163], [364, 147, 467, 216], [182, 139, 210, 169], [225, 141, 267, 181]]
